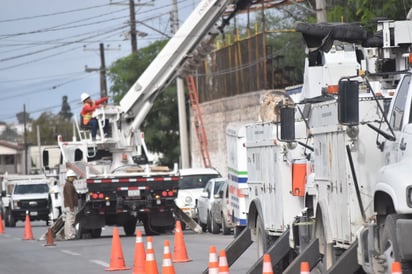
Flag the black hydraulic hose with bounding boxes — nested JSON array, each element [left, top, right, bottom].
[[346, 144, 367, 223]]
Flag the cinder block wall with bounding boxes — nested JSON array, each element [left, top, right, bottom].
[[189, 90, 266, 177]]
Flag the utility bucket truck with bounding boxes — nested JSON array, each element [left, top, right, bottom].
[[280, 19, 412, 274], [49, 0, 258, 238]]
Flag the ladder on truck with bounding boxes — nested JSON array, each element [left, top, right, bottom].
[[185, 75, 212, 168]]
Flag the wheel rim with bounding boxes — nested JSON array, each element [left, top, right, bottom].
[[382, 238, 395, 269]]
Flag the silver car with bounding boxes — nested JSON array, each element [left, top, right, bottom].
[[210, 181, 233, 234], [197, 178, 226, 233]]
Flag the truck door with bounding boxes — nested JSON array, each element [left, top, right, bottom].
[[386, 74, 412, 163]]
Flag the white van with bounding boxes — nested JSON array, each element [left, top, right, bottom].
[[175, 168, 221, 225]]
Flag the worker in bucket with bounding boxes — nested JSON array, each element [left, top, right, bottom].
[[80, 92, 109, 141], [63, 169, 79, 240]]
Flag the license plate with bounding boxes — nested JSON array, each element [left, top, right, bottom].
[[128, 190, 140, 197], [30, 211, 38, 216]]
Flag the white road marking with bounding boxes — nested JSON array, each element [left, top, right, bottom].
[[89, 260, 109, 267], [61, 249, 81, 256]]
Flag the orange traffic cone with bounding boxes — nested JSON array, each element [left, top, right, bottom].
[[0, 213, 4, 234], [105, 227, 130, 271], [145, 236, 158, 274], [392, 261, 402, 274], [300, 261, 310, 274], [44, 228, 56, 247], [218, 249, 229, 274], [262, 254, 273, 274], [23, 212, 34, 240], [132, 229, 146, 274], [173, 220, 191, 262], [161, 240, 176, 274], [208, 245, 219, 274]]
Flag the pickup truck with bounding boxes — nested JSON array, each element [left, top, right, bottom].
[[1, 174, 51, 227]]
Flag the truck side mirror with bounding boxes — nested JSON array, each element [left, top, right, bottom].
[[338, 80, 359, 125], [280, 106, 295, 142]]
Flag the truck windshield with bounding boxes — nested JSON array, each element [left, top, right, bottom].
[[14, 184, 49, 194], [179, 174, 219, 190]]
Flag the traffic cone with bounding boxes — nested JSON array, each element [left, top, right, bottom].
[[44, 228, 56, 247], [208, 245, 219, 274], [0, 213, 4, 234], [161, 240, 176, 274], [300, 261, 310, 274], [172, 220, 191, 262], [132, 229, 146, 274], [23, 212, 34, 240], [105, 227, 130, 271], [262, 254, 273, 274], [392, 261, 402, 274], [218, 249, 229, 274], [145, 236, 158, 274]]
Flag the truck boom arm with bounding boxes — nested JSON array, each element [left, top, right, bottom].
[[119, 0, 253, 134]]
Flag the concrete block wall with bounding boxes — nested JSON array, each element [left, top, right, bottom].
[[189, 90, 267, 177]]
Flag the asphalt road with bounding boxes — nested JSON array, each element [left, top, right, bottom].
[[0, 221, 257, 274]]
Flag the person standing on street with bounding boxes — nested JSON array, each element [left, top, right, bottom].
[[63, 169, 79, 240]]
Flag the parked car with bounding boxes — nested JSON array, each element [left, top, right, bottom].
[[197, 178, 226, 232], [210, 181, 233, 234], [175, 168, 221, 228]]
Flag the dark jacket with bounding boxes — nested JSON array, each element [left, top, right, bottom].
[[63, 181, 78, 210]]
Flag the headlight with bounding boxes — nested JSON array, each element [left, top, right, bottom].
[[13, 200, 20, 209], [407, 186, 412, 207], [184, 196, 193, 205]]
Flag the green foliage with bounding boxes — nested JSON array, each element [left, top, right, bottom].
[[108, 40, 168, 103], [108, 39, 180, 167], [27, 112, 73, 145], [0, 125, 20, 142]]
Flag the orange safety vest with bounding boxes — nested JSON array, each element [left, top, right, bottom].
[[81, 101, 95, 125]]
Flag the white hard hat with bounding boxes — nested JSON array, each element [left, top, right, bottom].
[[66, 169, 77, 178], [81, 92, 90, 102]]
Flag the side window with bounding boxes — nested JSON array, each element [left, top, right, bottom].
[[390, 75, 411, 130]]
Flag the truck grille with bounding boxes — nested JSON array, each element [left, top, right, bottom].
[[19, 199, 48, 209]]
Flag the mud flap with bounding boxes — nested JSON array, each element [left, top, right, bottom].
[[326, 240, 362, 274], [172, 202, 202, 233]]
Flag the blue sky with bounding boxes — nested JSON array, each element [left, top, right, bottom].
[[0, 0, 198, 124]]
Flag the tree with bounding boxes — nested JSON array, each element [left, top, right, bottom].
[[0, 125, 20, 142], [108, 40, 180, 167], [27, 112, 73, 145]]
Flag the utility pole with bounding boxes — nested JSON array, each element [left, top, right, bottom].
[[172, 0, 190, 168], [23, 104, 28, 175], [85, 43, 117, 98], [129, 0, 138, 53], [316, 0, 327, 23]]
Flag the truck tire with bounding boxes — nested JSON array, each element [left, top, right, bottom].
[[210, 212, 220, 234], [200, 221, 207, 232], [90, 228, 102, 238], [222, 213, 231, 235], [206, 211, 212, 233], [380, 214, 412, 272], [256, 215, 267, 258], [123, 219, 137, 236], [6, 209, 15, 227]]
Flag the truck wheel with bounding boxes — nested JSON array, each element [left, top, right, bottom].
[[206, 212, 212, 233], [222, 213, 231, 235], [90, 228, 102, 238], [200, 221, 207, 232], [380, 214, 412, 272], [314, 211, 334, 271], [123, 219, 137, 236], [6, 209, 15, 227], [256, 215, 267, 258], [210, 212, 220, 234]]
